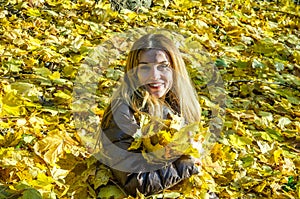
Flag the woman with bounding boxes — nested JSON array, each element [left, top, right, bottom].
[[99, 33, 202, 196]]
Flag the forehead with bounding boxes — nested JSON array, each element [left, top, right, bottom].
[[139, 49, 170, 63]]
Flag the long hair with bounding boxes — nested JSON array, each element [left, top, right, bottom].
[[101, 33, 201, 129]]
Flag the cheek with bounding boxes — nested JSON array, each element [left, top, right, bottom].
[[137, 70, 147, 83], [165, 71, 173, 84]]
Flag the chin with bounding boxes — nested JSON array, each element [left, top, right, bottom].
[[150, 92, 165, 99]]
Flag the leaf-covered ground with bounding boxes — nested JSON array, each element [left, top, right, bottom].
[[0, 0, 300, 198]]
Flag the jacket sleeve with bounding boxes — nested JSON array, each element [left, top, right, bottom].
[[99, 103, 199, 196]]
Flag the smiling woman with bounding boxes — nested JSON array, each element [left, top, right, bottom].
[[98, 33, 202, 196], [137, 49, 173, 99]]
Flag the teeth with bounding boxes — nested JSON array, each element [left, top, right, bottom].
[[149, 83, 162, 87]]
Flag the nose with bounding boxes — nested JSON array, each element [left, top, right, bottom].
[[149, 66, 160, 80]]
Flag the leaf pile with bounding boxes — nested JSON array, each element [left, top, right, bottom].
[[0, 0, 299, 198], [128, 112, 205, 162]]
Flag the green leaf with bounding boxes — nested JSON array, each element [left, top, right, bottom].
[[21, 188, 42, 199], [241, 155, 255, 167], [286, 96, 300, 105], [97, 185, 125, 199], [265, 128, 284, 141], [215, 59, 227, 67], [9, 64, 21, 72], [252, 59, 264, 69], [33, 67, 51, 77], [229, 134, 252, 147], [0, 185, 19, 199], [253, 38, 276, 55], [274, 61, 284, 71], [234, 60, 249, 68], [91, 165, 112, 189], [5, 58, 23, 72]]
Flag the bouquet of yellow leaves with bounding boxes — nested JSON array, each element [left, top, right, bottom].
[[128, 112, 205, 163]]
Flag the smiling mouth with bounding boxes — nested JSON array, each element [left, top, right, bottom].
[[148, 83, 163, 89]]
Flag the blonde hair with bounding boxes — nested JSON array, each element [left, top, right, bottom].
[[102, 34, 201, 128]]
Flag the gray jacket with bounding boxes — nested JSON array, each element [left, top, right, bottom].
[[99, 102, 199, 196]]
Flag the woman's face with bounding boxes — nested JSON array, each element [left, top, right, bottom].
[[137, 49, 173, 98]]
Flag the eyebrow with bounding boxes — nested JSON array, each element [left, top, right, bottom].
[[138, 61, 169, 65]]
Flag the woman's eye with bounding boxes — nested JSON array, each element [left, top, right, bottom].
[[139, 65, 150, 70], [158, 64, 170, 70]]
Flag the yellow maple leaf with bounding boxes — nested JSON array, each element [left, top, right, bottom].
[[34, 130, 78, 165]]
